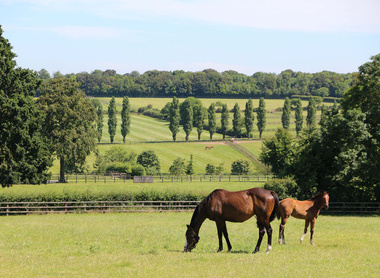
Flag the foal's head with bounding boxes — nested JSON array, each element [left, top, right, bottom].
[[184, 225, 199, 252], [321, 191, 330, 209]]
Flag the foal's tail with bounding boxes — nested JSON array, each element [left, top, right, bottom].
[[269, 191, 281, 222]]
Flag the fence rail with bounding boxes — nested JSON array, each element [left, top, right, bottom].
[[47, 174, 272, 183], [0, 201, 378, 216]]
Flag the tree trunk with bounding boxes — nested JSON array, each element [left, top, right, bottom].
[[59, 157, 66, 183]]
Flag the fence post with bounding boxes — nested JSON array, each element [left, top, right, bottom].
[[65, 203, 67, 214], [6, 204, 9, 216]]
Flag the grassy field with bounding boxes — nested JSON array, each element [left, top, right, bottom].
[[50, 97, 334, 175], [0, 180, 267, 201], [0, 213, 378, 277]]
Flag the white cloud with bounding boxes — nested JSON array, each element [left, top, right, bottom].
[[51, 26, 121, 39], [92, 0, 380, 33], [6, 0, 380, 33]]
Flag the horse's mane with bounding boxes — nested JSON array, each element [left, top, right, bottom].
[[310, 191, 327, 201], [189, 190, 215, 227]]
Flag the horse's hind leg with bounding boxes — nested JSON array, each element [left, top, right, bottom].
[[264, 220, 273, 253], [279, 217, 288, 245], [300, 220, 310, 244], [253, 222, 265, 253], [310, 219, 316, 245]]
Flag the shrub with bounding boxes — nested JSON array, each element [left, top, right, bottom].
[[231, 159, 251, 175], [263, 178, 299, 199], [131, 165, 146, 176]]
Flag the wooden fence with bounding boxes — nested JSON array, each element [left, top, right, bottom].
[[47, 174, 272, 183], [0, 201, 378, 216]]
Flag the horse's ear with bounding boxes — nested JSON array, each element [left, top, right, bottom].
[[187, 225, 190, 229]]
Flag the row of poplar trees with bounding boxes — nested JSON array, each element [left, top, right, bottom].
[[167, 96, 323, 141], [91, 96, 131, 144]]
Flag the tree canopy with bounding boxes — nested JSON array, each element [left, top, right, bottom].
[[0, 26, 53, 187], [38, 78, 98, 182], [39, 68, 354, 99]]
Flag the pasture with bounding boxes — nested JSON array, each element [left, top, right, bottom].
[[49, 97, 334, 175], [0, 213, 378, 277]]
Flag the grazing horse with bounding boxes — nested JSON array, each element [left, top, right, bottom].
[[205, 145, 214, 150], [184, 188, 280, 253], [278, 191, 329, 245]]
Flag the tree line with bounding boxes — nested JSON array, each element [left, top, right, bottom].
[[260, 54, 380, 202], [38, 68, 354, 99]]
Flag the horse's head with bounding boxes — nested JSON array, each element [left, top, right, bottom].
[[322, 191, 330, 209], [184, 225, 199, 252]]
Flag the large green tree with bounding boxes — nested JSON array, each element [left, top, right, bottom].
[[220, 103, 229, 140], [232, 103, 241, 138], [294, 98, 303, 135], [281, 97, 291, 129], [208, 104, 216, 140], [0, 26, 53, 187], [91, 99, 103, 143], [260, 128, 294, 179], [169, 97, 180, 141], [121, 96, 131, 143], [256, 97, 266, 139], [136, 150, 160, 175], [182, 100, 193, 141], [38, 78, 98, 182], [244, 99, 254, 138], [341, 53, 380, 200], [108, 97, 117, 143], [194, 103, 205, 141], [306, 98, 317, 126]]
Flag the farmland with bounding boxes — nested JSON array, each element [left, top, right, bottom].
[[0, 213, 378, 277], [50, 98, 333, 175]]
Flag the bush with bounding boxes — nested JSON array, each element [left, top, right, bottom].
[[263, 178, 299, 199], [231, 159, 251, 175], [105, 162, 132, 173], [131, 165, 146, 176]]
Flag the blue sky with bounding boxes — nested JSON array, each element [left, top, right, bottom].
[[1, 0, 379, 75]]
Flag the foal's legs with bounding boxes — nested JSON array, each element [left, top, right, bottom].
[[279, 216, 289, 245], [310, 219, 316, 245], [300, 220, 310, 244]]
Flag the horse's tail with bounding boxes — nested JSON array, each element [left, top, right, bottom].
[[269, 191, 281, 222]]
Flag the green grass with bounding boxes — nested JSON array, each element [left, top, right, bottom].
[[49, 97, 334, 175], [0, 181, 266, 201], [0, 213, 378, 277]]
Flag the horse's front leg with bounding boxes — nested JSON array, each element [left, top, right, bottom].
[[300, 220, 310, 244], [216, 221, 232, 252], [254, 222, 265, 253]]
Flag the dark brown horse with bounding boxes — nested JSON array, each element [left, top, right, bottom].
[[184, 187, 280, 253], [278, 191, 329, 245]]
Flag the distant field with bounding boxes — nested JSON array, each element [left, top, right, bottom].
[[50, 98, 334, 175], [0, 213, 378, 277], [50, 141, 261, 175]]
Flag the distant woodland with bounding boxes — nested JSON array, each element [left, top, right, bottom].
[[38, 69, 355, 99]]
